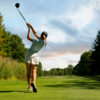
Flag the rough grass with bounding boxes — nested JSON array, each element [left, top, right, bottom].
[[0, 56, 26, 80], [0, 76, 100, 100]]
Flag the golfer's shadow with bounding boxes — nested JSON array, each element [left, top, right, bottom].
[[0, 91, 31, 93]]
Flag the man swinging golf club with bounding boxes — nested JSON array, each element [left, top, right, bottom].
[[25, 23, 48, 92]]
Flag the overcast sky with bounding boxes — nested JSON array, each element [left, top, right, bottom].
[[0, 0, 100, 70]]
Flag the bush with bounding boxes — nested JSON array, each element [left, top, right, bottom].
[[0, 56, 26, 80], [0, 57, 13, 79], [13, 63, 26, 80]]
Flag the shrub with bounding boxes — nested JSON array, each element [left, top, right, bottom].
[[13, 63, 26, 80], [0, 57, 13, 79], [0, 56, 26, 80]]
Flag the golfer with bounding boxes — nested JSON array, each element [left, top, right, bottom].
[[25, 22, 48, 92]]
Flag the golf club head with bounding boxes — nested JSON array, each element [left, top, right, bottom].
[[15, 3, 20, 8]]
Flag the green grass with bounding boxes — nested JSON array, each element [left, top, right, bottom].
[[0, 76, 100, 100]]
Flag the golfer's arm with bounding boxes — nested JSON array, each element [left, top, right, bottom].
[[27, 29, 33, 42], [30, 26, 41, 39]]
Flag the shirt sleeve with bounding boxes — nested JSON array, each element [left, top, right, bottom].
[[33, 39, 37, 42]]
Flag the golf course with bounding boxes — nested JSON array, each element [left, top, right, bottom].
[[1, 1, 100, 99], [0, 76, 100, 100]]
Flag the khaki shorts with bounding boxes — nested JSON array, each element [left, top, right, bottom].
[[25, 50, 39, 65]]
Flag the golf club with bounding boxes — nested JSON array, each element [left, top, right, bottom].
[[15, 3, 30, 28], [15, 3, 27, 23]]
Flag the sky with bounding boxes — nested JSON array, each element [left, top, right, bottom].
[[0, 0, 100, 70]]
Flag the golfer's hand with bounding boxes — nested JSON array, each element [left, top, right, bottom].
[[26, 22, 31, 26], [26, 23, 31, 29], [27, 25, 31, 29]]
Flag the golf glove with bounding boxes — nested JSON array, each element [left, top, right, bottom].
[[27, 25, 31, 29]]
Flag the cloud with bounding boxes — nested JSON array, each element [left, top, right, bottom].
[[61, 54, 81, 65], [49, 20, 78, 37], [38, 35, 93, 59], [70, 6, 94, 29]]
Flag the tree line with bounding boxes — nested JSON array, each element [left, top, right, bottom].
[[44, 30, 100, 76], [40, 26, 100, 77], [73, 30, 100, 76], [43, 64, 73, 76], [1, 12, 100, 77]]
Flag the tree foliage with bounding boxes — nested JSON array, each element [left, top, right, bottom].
[[67, 64, 73, 75], [73, 30, 100, 76], [37, 62, 43, 76], [2, 11, 100, 77], [0, 12, 27, 62], [73, 51, 92, 76], [0, 13, 6, 56], [9, 34, 27, 62], [90, 30, 100, 75], [43, 65, 73, 76]]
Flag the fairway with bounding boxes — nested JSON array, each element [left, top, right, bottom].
[[0, 76, 100, 100]]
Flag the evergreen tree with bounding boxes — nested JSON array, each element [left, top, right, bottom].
[[90, 30, 100, 75], [2, 31, 12, 57], [0, 13, 6, 56]]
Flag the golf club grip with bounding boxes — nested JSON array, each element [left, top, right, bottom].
[[17, 9, 27, 23]]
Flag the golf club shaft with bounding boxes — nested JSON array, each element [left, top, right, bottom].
[[17, 8, 27, 23]]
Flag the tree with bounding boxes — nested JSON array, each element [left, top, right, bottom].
[[56, 68, 64, 76], [37, 62, 43, 76], [0, 13, 29, 63], [43, 69, 49, 76], [73, 51, 92, 76], [64, 68, 68, 75], [10, 34, 27, 62], [0, 13, 6, 56], [73, 63, 79, 75], [2, 31, 12, 57], [67, 64, 73, 75], [90, 30, 100, 75], [58, 70, 64, 76], [49, 68, 57, 76], [78, 51, 92, 76]]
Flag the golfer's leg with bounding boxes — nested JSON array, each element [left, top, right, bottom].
[[26, 63, 31, 87], [31, 64, 37, 84]]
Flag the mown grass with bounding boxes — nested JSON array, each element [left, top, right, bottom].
[[0, 76, 100, 100]]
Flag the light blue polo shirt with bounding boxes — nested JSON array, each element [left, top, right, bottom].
[[28, 39, 44, 53]]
